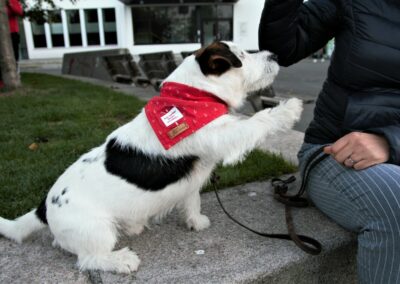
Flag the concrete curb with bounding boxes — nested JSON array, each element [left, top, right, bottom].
[[0, 177, 357, 284]]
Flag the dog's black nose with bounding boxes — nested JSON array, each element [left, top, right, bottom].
[[269, 54, 279, 62]]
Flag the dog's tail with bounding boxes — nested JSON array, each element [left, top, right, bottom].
[[0, 198, 47, 243]]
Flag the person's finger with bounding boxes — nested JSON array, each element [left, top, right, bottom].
[[323, 145, 333, 154], [343, 157, 357, 168], [329, 136, 350, 156], [349, 152, 363, 163], [334, 145, 354, 164], [353, 159, 372, 170]]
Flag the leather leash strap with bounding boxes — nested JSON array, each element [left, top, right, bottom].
[[212, 146, 328, 255]]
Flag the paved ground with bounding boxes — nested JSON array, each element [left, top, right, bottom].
[[273, 59, 329, 132], [274, 59, 329, 100], [0, 177, 356, 284], [0, 126, 356, 283]]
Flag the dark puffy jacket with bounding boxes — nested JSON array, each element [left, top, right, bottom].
[[259, 0, 400, 165]]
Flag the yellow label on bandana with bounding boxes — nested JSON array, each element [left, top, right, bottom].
[[167, 122, 189, 139]]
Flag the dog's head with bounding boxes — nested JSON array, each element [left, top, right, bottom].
[[164, 41, 279, 109]]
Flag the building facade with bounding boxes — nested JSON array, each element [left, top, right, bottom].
[[22, 0, 265, 59]]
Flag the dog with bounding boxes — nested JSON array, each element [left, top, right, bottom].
[[0, 42, 302, 273]]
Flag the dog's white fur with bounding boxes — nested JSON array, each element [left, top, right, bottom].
[[0, 42, 302, 273]]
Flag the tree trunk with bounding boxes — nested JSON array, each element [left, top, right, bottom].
[[0, 0, 21, 91]]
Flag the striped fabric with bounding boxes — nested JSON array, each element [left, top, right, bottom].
[[298, 143, 400, 284]]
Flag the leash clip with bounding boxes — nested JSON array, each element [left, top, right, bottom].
[[271, 175, 296, 194]]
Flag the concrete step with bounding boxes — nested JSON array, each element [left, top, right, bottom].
[[19, 58, 62, 70], [0, 176, 356, 284]]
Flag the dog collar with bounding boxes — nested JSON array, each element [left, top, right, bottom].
[[145, 82, 228, 150]]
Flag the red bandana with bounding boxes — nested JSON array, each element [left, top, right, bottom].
[[145, 82, 228, 150]]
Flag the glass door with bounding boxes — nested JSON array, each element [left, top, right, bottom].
[[201, 19, 232, 45]]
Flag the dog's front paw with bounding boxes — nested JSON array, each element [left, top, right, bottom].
[[187, 214, 211, 231], [254, 97, 303, 128], [263, 98, 303, 130], [281, 98, 303, 122]]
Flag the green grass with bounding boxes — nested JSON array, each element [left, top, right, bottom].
[[204, 149, 296, 192], [0, 73, 296, 219]]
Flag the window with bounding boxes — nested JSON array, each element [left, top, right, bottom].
[[132, 6, 197, 44], [85, 9, 100, 45], [102, 8, 117, 45], [49, 10, 64, 47], [66, 10, 82, 46], [196, 5, 233, 44], [29, 7, 120, 49], [31, 21, 46, 48], [131, 5, 233, 45]]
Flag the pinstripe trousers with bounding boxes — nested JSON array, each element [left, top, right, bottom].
[[298, 143, 400, 284]]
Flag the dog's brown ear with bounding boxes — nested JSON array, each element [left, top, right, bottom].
[[195, 42, 242, 76]]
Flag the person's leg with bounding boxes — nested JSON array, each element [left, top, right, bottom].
[[298, 144, 400, 284], [10, 32, 20, 62], [10, 32, 20, 75]]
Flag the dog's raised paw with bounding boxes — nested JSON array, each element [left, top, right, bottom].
[[254, 97, 303, 130], [282, 98, 303, 121], [187, 214, 211, 231], [266, 98, 303, 130]]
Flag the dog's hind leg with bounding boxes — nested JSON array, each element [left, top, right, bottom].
[[180, 191, 210, 231], [78, 247, 140, 274], [53, 215, 140, 273]]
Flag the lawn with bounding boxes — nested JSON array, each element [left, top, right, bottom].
[[0, 73, 296, 219]]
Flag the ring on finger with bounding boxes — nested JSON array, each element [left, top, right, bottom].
[[346, 157, 356, 167]]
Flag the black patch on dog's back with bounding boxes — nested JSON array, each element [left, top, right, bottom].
[[35, 197, 48, 224], [104, 138, 199, 191]]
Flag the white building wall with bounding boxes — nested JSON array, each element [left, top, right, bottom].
[[233, 0, 264, 51], [23, 0, 126, 59], [23, 0, 265, 59]]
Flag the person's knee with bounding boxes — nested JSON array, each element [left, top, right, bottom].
[[360, 164, 400, 232]]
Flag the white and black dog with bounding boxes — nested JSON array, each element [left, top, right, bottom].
[[0, 42, 302, 273]]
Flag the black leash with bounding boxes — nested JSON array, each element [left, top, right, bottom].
[[212, 146, 328, 255]]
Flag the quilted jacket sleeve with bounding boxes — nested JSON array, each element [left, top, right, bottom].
[[258, 0, 341, 66], [366, 125, 400, 165]]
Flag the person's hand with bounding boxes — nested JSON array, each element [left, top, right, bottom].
[[324, 132, 390, 170]]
